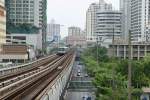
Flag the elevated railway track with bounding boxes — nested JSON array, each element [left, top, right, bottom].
[[0, 51, 75, 100]]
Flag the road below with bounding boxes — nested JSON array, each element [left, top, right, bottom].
[[65, 91, 95, 100], [65, 54, 96, 100]]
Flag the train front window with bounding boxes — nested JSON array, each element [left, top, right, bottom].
[[58, 48, 65, 51]]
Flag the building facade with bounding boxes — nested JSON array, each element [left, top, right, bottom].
[[6, 33, 42, 50], [120, 0, 131, 41], [130, 0, 150, 42], [0, 0, 6, 51], [95, 11, 121, 47], [5, 0, 47, 49], [47, 22, 61, 43], [86, 0, 121, 47], [0, 44, 36, 63], [109, 43, 150, 60], [67, 27, 86, 47]]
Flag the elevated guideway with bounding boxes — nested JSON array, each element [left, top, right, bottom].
[[0, 51, 76, 100]]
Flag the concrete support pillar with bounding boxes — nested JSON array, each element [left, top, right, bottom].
[[124, 46, 126, 59], [117, 45, 119, 57], [145, 45, 147, 56], [138, 46, 140, 60], [131, 46, 133, 60]]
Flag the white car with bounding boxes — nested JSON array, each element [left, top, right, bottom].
[[77, 72, 81, 76], [77, 69, 81, 73]]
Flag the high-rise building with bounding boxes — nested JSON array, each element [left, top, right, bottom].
[[47, 20, 61, 43], [130, 0, 150, 42], [86, 0, 121, 47], [67, 27, 86, 47], [0, 0, 6, 51], [120, 0, 131, 41], [5, 0, 47, 49]]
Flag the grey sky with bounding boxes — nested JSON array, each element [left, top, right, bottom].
[[47, 0, 119, 37]]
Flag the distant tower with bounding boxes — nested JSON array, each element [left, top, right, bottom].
[[47, 19, 61, 43], [99, 0, 104, 3], [50, 19, 55, 24]]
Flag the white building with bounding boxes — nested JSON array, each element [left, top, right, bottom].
[[130, 0, 150, 42], [86, 0, 121, 47], [5, 0, 47, 49], [47, 21, 61, 43], [6, 33, 42, 50], [96, 11, 121, 47], [120, 0, 131, 41]]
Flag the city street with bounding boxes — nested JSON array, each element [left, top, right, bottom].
[[65, 56, 95, 100], [66, 91, 95, 100]]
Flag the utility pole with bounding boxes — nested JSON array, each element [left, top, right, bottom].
[[112, 28, 115, 57], [112, 26, 116, 100], [96, 34, 99, 65], [128, 30, 132, 100]]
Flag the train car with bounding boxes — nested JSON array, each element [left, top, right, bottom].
[[57, 47, 69, 56]]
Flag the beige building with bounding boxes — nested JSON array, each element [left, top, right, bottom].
[[67, 27, 86, 47], [0, 0, 6, 51], [0, 44, 36, 63], [108, 43, 150, 60]]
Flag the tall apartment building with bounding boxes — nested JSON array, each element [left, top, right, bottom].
[[67, 27, 86, 47], [0, 0, 6, 51], [5, 0, 47, 49], [47, 21, 61, 43], [120, 0, 131, 41], [86, 0, 121, 47], [121, 0, 150, 43], [130, 0, 150, 42]]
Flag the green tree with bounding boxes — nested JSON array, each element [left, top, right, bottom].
[[81, 46, 150, 99]]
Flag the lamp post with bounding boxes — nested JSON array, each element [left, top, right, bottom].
[[128, 30, 132, 100]]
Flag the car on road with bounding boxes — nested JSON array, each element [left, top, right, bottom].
[[84, 73, 88, 77], [77, 69, 81, 73], [79, 62, 83, 65], [82, 96, 91, 100], [77, 72, 81, 76]]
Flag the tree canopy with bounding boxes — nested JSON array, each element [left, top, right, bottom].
[[81, 46, 150, 100]]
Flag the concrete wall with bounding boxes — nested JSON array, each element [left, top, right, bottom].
[[40, 55, 75, 100]]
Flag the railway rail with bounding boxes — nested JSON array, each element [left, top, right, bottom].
[[0, 51, 75, 100], [0, 54, 58, 82], [0, 55, 63, 88]]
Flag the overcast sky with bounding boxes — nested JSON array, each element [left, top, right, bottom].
[[47, 0, 119, 37]]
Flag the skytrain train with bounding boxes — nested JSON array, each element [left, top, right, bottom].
[[57, 47, 69, 55]]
